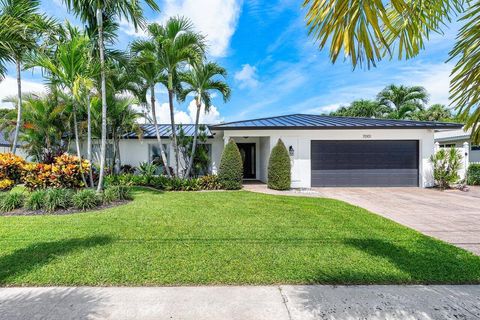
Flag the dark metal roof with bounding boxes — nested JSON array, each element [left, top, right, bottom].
[[123, 124, 214, 139], [210, 114, 464, 130]]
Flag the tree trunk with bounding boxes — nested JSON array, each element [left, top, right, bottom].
[[168, 73, 180, 177], [185, 97, 201, 178], [87, 94, 94, 187], [12, 59, 22, 155], [73, 103, 88, 187], [151, 85, 171, 177], [96, 7, 108, 193]]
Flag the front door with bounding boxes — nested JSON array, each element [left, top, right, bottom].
[[237, 143, 256, 179]]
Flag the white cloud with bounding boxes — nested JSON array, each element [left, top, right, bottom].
[[234, 64, 259, 89], [123, 0, 243, 57], [307, 103, 343, 114], [0, 77, 47, 108], [154, 100, 223, 124]]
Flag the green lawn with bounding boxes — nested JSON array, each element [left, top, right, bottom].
[[1, 187, 480, 286]]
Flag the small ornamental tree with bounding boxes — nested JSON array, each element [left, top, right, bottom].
[[430, 147, 462, 189], [268, 139, 291, 190], [218, 139, 243, 190]]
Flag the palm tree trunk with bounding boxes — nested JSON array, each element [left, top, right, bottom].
[[96, 7, 107, 193], [151, 85, 171, 177], [87, 94, 94, 187], [12, 59, 22, 155], [73, 104, 88, 187], [185, 97, 201, 178], [167, 72, 180, 177]]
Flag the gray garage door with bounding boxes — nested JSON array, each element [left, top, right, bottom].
[[311, 140, 419, 187]]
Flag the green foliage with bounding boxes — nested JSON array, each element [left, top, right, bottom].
[[138, 162, 158, 184], [72, 189, 100, 211], [218, 139, 243, 190], [331, 100, 391, 118], [268, 139, 291, 190], [467, 164, 480, 186], [0, 192, 24, 212], [198, 175, 222, 190], [25, 189, 47, 211], [430, 148, 463, 189], [103, 185, 133, 203], [44, 188, 73, 212]]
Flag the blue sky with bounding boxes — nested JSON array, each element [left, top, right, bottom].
[[0, 0, 461, 124]]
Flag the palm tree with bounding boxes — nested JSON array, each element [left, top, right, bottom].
[[130, 40, 171, 177], [0, 0, 56, 155], [146, 18, 206, 176], [302, 0, 480, 141], [62, 0, 159, 191], [377, 85, 429, 119], [179, 62, 231, 177], [412, 104, 458, 122], [331, 100, 392, 118]]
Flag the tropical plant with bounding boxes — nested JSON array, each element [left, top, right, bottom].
[[62, 0, 160, 191], [430, 147, 462, 189], [44, 188, 73, 212], [302, 0, 480, 141], [103, 185, 132, 203], [331, 100, 391, 118], [467, 164, 480, 186], [25, 189, 46, 210], [176, 125, 211, 177], [411, 104, 458, 122], [0, 191, 24, 212], [73, 189, 100, 210], [179, 61, 231, 177], [268, 139, 291, 190], [218, 139, 243, 190], [143, 17, 206, 176], [0, 178, 14, 191], [0, 0, 56, 155], [377, 85, 429, 119], [0, 152, 26, 183]]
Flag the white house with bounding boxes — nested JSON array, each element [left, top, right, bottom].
[[434, 127, 480, 163], [115, 114, 462, 188]]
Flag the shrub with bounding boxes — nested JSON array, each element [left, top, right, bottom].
[[103, 185, 133, 203], [25, 190, 47, 211], [467, 164, 480, 185], [0, 192, 24, 212], [44, 188, 73, 212], [198, 175, 222, 190], [268, 139, 291, 190], [0, 153, 26, 183], [218, 139, 243, 190], [72, 189, 100, 211], [22, 154, 90, 191], [138, 162, 158, 183], [430, 148, 462, 189], [120, 165, 136, 174], [0, 178, 14, 191]]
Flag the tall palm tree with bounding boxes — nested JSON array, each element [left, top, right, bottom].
[[130, 40, 171, 177], [302, 0, 480, 141], [146, 18, 205, 176], [0, 0, 56, 155], [179, 62, 231, 177], [331, 100, 392, 118], [62, 0, 159, 191], [377, 85, 429, 119]]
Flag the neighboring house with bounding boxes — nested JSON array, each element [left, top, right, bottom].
[[434, 127, 480, 163], [115, 114, 461, 188], [0, 129, 28, 159]]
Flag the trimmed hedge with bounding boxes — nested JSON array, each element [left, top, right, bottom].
[[467, 164, 480, 185], [268, 139, 291, 190], [218, 139, 243, 190]]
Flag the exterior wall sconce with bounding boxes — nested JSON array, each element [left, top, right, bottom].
[[289, 146, 295, 156]]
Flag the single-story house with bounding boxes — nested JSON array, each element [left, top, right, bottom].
[[114, 114, 462, 188], [434, 127, 480, 163], [0, 129, 28, 159]]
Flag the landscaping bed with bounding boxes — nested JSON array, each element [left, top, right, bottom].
[[1, 188, 480, 286]]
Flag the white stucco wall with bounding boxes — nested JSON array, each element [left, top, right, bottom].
[[220, 128, 436, 188]]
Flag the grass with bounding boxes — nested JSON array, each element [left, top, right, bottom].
[[1, 187, 480, 286]]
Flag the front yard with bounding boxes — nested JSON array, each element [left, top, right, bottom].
[[1, 188, 480, 286]]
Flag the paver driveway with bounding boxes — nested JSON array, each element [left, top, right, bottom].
[[245, 184, 480, 255]]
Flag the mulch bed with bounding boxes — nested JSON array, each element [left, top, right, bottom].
[[0, 200, 131, 217]]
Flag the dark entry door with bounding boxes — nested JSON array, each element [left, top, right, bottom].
[[311, 140, 419, 187], [237, 143, 256, 179]]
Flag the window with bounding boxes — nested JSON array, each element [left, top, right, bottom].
[[149, 144, 169, 166], [472, 145, 480, 151], [439, 144, 456, 148]]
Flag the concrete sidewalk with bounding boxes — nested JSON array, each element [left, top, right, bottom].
[[1, 285, 480, 320]]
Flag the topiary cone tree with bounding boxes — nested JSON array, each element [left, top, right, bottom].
[[218, 139, 243, 190], [268, 139, 291, 190]]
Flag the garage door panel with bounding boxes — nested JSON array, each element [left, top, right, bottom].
[[311, 140, 419, 187]]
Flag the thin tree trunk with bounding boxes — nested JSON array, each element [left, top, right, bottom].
[[185, 97, 201, 178], [151, 85, 171, 177], [73, 104, 88, 187], [115, 135, 121, 169], [96, 7, 107, 192], [12, 59, 22, 155], [87, 94, 94, 187], [167, 73, 180, 176]]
